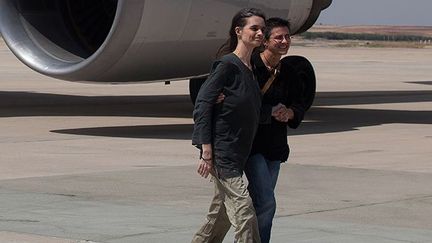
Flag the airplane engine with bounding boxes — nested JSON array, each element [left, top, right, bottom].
[[1, 0, 331, 109], [0, 0, 331, 83]]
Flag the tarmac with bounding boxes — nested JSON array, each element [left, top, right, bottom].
[[0, 40, 432, 242]]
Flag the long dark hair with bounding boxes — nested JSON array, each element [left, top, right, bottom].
[[216, 8, 266, 58]]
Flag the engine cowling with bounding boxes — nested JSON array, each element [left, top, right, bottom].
[[0, 0, 332, 82]]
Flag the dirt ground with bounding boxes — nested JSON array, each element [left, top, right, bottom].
[[309, 25, 432, 37]]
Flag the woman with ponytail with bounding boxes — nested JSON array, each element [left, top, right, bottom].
[[191, 8, 266, 243]]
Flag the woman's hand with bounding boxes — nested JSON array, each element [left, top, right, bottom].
[[197, 144, 213, 178], [272, 103, 294, 122], [216, 93, 225, 104]]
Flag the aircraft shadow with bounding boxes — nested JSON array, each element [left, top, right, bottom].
[[0, 92, 194, 118], [0, 88, 431, 139], [50, 106, 432, 140], [52, 124, 194, 140], [1, 89, 431, 118]]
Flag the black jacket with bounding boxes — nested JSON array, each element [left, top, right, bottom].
[[250, 52, 306, 162], [192, 53, 262, 178]]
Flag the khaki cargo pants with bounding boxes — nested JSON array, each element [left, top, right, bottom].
[[191, 175, 261, 243]]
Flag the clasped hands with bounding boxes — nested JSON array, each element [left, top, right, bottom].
[[272, 103, 294, 122]]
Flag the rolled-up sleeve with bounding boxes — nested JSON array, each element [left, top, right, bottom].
[[192, 61, 235, 146]]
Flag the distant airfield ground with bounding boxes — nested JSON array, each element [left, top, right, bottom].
[[295, 25, 432, 49]]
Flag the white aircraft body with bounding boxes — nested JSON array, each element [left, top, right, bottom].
[[0, 0, 332, 106]]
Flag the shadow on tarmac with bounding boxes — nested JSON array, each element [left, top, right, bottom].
[[0, 92, 194, 118], [1, 89, 431, 139], [52, 124, 195, 140]]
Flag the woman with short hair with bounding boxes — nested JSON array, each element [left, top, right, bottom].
[[246, 17, 307, 243]]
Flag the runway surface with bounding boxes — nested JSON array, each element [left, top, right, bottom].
[[1, 39, 432, 242]]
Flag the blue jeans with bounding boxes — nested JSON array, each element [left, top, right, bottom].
[[244, 153, 281, 243]]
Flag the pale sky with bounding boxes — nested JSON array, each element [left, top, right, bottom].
[[317, 0, 432, 26]]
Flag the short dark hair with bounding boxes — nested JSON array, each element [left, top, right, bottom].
[[264, 17, 291, 40]]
